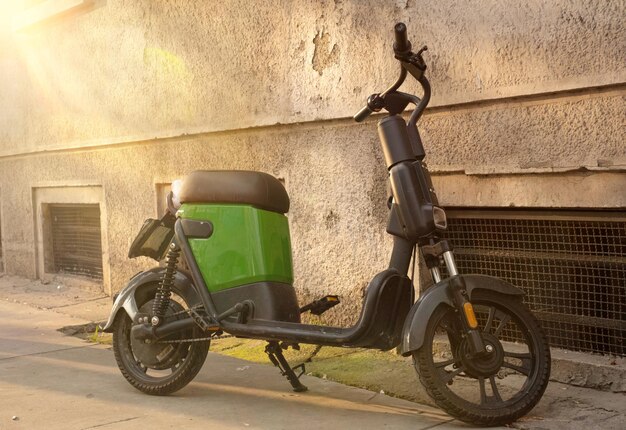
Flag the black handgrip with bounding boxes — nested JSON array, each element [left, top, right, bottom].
[[394, 22, 411, 54], [353, 105, 373, 122]]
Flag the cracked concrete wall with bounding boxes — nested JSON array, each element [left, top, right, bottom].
[[0, 1, 624, 327]]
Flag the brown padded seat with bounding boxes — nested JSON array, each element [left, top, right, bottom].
[[179, 170, 290, 214]]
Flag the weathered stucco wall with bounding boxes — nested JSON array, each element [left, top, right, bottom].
[[1, 0, 624, 156], [0, 1, 624, 325], [1, 90, 624, 322], [0, 123, 392, 310]]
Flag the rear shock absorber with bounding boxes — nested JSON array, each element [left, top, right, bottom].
[[151, 242, 180, 326]]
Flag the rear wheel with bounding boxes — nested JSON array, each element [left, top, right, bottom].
[[413, 291, 550, 426], [112, 283, 209, 395]]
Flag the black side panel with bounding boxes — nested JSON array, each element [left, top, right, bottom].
[[211, 282, 301, 323], [387, 161, 436, 240], [355, 275, 414, 350]]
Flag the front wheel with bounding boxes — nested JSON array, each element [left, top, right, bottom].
[[413, 291, 550, 426], [112, 283, 210, 395]]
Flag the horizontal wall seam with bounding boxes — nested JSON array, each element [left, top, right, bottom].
[[1, 82, 624, 162], [430, 165, 626, 176], [425, 83, 626, 117]]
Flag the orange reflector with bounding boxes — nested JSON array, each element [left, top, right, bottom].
[[463, 302, 478, 329]]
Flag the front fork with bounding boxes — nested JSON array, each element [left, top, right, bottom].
[[426, 244, 486, 356]]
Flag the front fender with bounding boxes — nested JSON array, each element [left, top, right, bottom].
[[399, 274, 524, 356], [100, 268, 200, 332]]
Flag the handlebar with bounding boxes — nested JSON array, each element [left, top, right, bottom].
[[393, 22, 411, 55], [353, 22, 430, 123], [353, 105, 374, 123]]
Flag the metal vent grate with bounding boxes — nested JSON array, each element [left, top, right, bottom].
[[441, 209, 625, 357], [50, 204, 103, 280]]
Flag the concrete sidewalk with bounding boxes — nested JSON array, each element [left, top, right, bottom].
[[0, 299, 466, 429], [0, 275, 624, 429]]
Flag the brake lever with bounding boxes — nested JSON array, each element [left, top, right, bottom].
[[395, 45, 428, 80], [395, 45, 428, 65]]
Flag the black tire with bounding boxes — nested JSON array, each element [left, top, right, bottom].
[[413, 291, 550, 426], [112, 283, 210, 395]]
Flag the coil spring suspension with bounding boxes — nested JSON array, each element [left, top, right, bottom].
[[151, 243, 180, 324]]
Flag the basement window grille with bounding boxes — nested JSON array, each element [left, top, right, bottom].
[[49, 204, 103, 280], [440, 209, 625, 357]]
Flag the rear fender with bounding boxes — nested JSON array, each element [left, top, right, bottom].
[[100, 268, 199, 332], [399, 274, 524, 356]]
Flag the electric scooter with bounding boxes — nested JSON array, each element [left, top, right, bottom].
[[102, 23, 550, 426]]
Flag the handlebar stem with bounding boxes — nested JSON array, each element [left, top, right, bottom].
[[382, 67, 407, 97], [409, 76, 431, 125]]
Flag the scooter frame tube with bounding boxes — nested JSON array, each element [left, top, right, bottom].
[[174, 219, 414, 347]]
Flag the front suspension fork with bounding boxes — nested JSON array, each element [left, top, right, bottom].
[[424, 242, 486, 356]]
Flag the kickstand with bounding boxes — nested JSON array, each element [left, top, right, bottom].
[[265, 341, 308, 392]]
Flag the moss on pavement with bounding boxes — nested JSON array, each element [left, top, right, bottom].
[[210, 337, 432, 405]]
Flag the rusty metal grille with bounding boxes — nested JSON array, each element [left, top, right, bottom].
[[441, 209, 625, 357], [50, 204, 103, 280]]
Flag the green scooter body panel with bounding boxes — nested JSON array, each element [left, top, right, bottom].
[[177, 204, 294, 292]]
